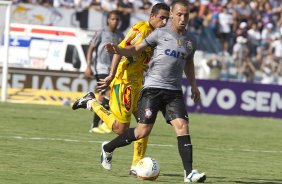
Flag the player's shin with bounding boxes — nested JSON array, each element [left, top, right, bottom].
[[103, 128, 137, 152], [101, 96, 110, 110], [92, 114, 101, 128], [87, 100, 115, 130], [131, 136, 149, 168], [177, 135, 193, 176]]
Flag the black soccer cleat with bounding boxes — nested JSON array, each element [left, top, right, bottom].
[[72, 92, 95, 110]]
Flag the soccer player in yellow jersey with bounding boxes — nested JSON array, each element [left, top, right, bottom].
[[72, 3, 170, 175]]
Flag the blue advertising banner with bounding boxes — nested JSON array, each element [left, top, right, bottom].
[[182, 79, 282, 118]]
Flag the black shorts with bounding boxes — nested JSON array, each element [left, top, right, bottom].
[[94, 74, 109, 93], [138, 88, 188, 124], [95, 74, 108, 86]]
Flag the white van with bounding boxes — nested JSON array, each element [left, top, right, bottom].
[[0, 23, 93, 71], [0, 23, 96, 92]]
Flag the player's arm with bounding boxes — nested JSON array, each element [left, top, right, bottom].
[[105, 42, 147, 56], [184, 57, 200, 104], [109, 54, 121, 79], [97, 54, 121, 89], [86, 31, 101, 79], [85, 43, 95, 79]]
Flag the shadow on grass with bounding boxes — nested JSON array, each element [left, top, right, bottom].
[[208, 176, 282, 184], [160, 173, 183, 177], [234, 180, 282, 184]]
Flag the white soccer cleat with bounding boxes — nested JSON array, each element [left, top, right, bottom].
[[184, 169, 206, 183], [101, 141, 113, 170]]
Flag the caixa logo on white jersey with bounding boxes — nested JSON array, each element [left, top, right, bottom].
[[164, 49, 185, 59]]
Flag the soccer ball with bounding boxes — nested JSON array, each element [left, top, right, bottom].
[[136, 157, 160, 181]]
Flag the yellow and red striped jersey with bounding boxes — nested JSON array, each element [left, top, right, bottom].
[[115, 21, 154, 84]]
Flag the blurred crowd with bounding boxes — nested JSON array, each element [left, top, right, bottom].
[[188, 0, 282, 85], [11, 0, 282, 85]]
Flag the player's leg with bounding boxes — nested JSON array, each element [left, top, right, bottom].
[[72, 91, 116, 131], [90, 94, 107, 133], [164, 90, 206, 183], [90, 74, 111, 133], [130, 110, 149, 176], [72, 82, 132, 134], [101, 123, 154, 170], [108, 82, 133, 134], [101, 88, 160, 170], [85, 81, 118, 132], [130, 136, 149, 175], [96, 90, 112, 133], [93, 81, 133, 133]]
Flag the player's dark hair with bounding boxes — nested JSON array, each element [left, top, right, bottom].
[[171, 0, 189, 10], [106, 10, 120, 26], [151, 3, 170, 15]]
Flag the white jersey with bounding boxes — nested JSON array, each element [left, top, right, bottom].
[[91, 28, 124, 75], [142, 26, 197, 90]]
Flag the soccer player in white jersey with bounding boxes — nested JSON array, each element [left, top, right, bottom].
[[85, 10, 124, 133]]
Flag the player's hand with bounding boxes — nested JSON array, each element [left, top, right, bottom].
[[191, 87, 201, 104], [105, 43, 119, 54], [85, 66, 93, 79], [96, 75, 114, 90]]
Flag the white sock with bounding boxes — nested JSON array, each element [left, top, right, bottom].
[[86, 99, 95, 111]]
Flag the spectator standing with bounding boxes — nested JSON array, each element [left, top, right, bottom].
[[218, 5, 233, 54], [116, 0, 134, 32], [232, 36, 248, 61], [260, 54, 277, 84], [235, 21, 248, 39], [240, 57, 256, 82], [53, 0, 76, 8], [247, 22, 261, 56], [269, 34, 282, 64], [136, 0, 152, 14], [234, 1, 251, 23], [261, 23, 276, 46], [100, 0, 117, 11], [206, 54, 225, 80]]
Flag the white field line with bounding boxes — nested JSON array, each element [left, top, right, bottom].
[[1, 135, 173, 147], [1, 135, 282, 153]]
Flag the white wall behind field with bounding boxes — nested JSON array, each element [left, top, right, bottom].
[[0, 3, 149, 32]]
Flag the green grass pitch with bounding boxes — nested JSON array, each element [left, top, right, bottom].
[[1, 102, 282, 184]]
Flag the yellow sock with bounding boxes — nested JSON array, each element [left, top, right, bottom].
[[131, 136, 149, 168], [89, 100, 115, 130]]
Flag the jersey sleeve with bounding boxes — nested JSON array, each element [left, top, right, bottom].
[[143, 28, 159, 47], [90, 30, 102, 47], [118, 22, 147, 48], [187, 34, 198, 60]]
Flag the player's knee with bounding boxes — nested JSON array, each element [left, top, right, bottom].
[[112, 121, 130, 135], [135, 126, 151, 139], [171, 119, 189, 135], [135, 133, 148, 140]]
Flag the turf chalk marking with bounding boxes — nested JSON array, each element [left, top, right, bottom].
[[1, 135, 282, 153]]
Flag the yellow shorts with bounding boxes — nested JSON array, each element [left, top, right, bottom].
[[109, 78, 142, 123]]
